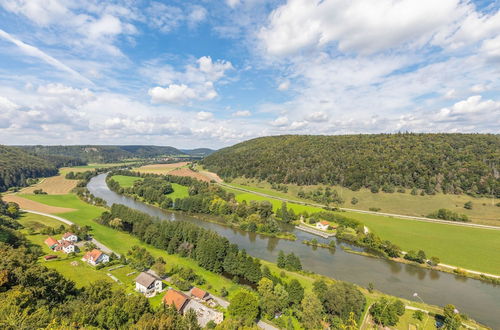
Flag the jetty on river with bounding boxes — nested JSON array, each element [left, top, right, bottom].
[[295, 225, 335, 238]]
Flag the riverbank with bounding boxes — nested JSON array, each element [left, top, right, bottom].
[[341, 246, 500, 285]]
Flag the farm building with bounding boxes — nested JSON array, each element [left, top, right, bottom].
[[82, 249, 109, 266], [135, 272, 163, 296], [190, 287, 208, 300]]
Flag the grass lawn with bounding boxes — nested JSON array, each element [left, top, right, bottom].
[[168, 183, 190, 199], [111, 175, 144, 188], [228, 178, 500, 226], [222, 186, 500, 274], [396, 309, 436, 330]]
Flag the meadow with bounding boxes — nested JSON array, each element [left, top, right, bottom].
[[228, 178, 500, 226], [223, 186, 500, 274]]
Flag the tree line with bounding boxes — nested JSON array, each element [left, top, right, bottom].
[[107, 171, 299, 237], [202, 133, 500, 198]]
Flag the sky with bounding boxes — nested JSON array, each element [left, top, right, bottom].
[[0, 0, 499, 148]]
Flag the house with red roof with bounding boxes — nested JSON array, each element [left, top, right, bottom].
[[82, 249, 109, 266], [316, 220, 330, 231], [163, 289, 190, 312], [44, 237, 60, 250], [60, 240, 77, 254], [190, 287, 208, 300]]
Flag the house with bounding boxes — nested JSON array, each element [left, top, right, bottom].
[[190, 287, 208, 300], [163, 289, 223, 327], [135, 272, 163, 296], [44, 237, 60, 250], [60, 241, 77, 254], [82, 249, 110, 266], [163, 289, 190, 312], [316, 220, 330, 231], [62, 232, 78, 243]]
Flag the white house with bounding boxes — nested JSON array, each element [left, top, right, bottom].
[[62, 232, 78, 243], [135, 272, 163, 296], [316, 220, 330, 231], [60, 241, 77, 254], [82, 249, 109, 266]]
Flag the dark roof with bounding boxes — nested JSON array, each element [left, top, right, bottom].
[[135, 272, 158, 287], [163, 289, 190, 312]]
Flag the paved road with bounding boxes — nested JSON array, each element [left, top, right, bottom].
[[219, 183, 500, 231], [22, 209, 120, 257]]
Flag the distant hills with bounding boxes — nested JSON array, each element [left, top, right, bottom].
[[202, 134, 500, 197], [19, 145, 215, 163], [180, 148, 215, 157]]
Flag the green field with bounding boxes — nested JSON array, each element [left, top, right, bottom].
[[222, 186, 500, 274], [111, 175, 144, 188], [228, 178, 500, 226], [111, 175, 190, 199]]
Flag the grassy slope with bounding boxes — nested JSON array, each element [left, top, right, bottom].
[[223, 186, 500, 274], [229, 178, 500, 226]]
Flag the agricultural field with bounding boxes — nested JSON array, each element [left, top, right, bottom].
[[224, 185, 500, 275], [134, 162, 189, 174], [3, 194, 76, 213], [228, 178, 500, 226], [20, 174, 77, 194]]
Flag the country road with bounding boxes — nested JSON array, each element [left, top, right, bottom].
[[218, 182, 500, 231], [22, 209, 120, 257]]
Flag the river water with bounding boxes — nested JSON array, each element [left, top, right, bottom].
[[88, 174, 500, 328]]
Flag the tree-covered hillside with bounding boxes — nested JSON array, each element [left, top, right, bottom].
[[0, 145, 58, 191], [20, 145, 184, 163], [202, 134, 500, 197]]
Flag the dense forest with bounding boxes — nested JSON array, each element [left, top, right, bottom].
[[203, 134, 500, 197], [19, 145, 187, 163], [0, 145, 60, 191]]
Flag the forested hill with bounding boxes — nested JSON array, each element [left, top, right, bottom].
[[0, 145, 58, 191], [20, 145, 184, 163], [202, 134, 500, 197]]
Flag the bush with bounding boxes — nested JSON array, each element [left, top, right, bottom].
[[427, 209, 469, 222], [369, 207, 381, 212], [413, 310, 424, 321], [351, 197, 358, 205], [464, 201, 472, 209]]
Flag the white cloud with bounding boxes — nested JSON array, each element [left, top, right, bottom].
[[197, 111, 214, 121], [226, 0, 241, 8], [278, 80, 290, 91], [145, 2, 184, 33], [0, 0, 69, 26], [232, 110, 252, 117], [481, 35, 500, 60], [148, 84, 197, 104], [188, 6, 207, 27], [306, 111, 328, 122], [271, 116, 289, 126], [0, 29, 93, 85], [147, 56, 232, 104], [444, 89, 457, 99]]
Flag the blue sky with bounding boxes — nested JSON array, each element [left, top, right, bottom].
[[0, 0, 499, 148]]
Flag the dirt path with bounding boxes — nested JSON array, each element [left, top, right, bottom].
[[3, 195, 76, 214], [219, 183, 500, 231]]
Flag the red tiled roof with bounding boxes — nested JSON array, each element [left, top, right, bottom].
[[163, 289, 190, 312], [320, 220, 330, 226], [44, 237, 59, 247], [63, 232, 76, 239], [191, 287, 207, 299], [44, 255, 58, 260], [61, 241, 74, 247], [83, 249, 103, 261]]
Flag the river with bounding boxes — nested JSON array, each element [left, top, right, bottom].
[[88, 174, 500, 328]]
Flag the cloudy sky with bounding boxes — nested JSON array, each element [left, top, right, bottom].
[[0, 0, 499, 148]]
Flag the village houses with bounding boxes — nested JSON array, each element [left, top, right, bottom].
[[82, 249, 110, 266], [316, 220, 330, 231], [62, 232, 78, 243], [135, 272, 163, 296]]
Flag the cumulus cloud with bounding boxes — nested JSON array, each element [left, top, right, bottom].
[[306, 111, 328, 122], [232, 110, 252, 117], [271, 116, 289, 126], [147, 56, 233, 104], [259, 0, 463, 56], [278, 80, 290, 91], [196, 111, 214, 121]]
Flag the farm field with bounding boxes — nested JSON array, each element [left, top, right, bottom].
[[3, 194, 76, 213], [134, 162, 189, 174], [223, 185, 500, 275], [20, 173, 77, 194], [228, 178, 500, 226]]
